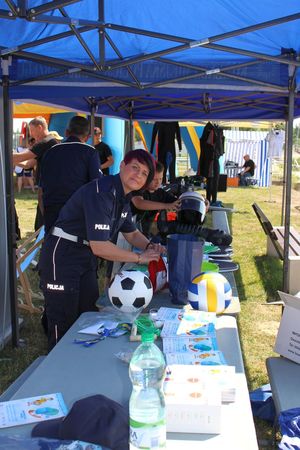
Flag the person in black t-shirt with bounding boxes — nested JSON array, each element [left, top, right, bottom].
[[131, 161, 180, 236], [239, 154, 256, 186], [94, 127, 114, 175], [12, 116, 59, 230], [13, 117, 58, 182]]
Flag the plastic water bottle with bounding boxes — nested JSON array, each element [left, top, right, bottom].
[[129, 333, 166, 449]]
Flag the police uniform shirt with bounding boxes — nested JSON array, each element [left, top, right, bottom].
[[40, 136, 101, 208], [55, 174, 136, 242]]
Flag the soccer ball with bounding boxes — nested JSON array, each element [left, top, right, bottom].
[[108, 270, 153, 313], [188, 272, 232, 313]]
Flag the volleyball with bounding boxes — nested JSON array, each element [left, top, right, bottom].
[[188, 272, 232, 313]]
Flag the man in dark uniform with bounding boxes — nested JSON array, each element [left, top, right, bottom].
[[40, 116, 101, 233], [94, 127, 114, 175], [39, 149, 162, 351]]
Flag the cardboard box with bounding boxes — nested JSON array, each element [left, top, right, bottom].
[[274, 291, 300, 364]]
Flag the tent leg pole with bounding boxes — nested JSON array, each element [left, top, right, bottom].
[[281, 121, 288, 226], [283, 66, 296, 293], [129, 116, 134, 151], [129, 101, 134, 151], [90, 100, 96, 146], [1, 57, 19, 347]]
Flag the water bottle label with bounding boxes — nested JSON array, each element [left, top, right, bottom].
[[130, 418, 166, 449]]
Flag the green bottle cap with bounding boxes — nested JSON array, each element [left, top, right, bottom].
[[141, 332, 155, 343]]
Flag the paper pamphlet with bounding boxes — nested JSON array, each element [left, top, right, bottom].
[[156, 307, 216, 324], [176, 316, 216, 336], [158, 307, 217, 338], [160, 321, 215, 338], [78, 320, 119, 336], [156, 307, 183, 322], [165, 350, 227, 366], [0, 393, 68, 428], [163, 336, 218, 354], [0, 436, 103, 449]]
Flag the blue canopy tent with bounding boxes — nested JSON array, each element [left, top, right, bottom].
[[0, 0, 299, 346]]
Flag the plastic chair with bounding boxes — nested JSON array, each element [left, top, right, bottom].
[[16, 226, 45, 313]]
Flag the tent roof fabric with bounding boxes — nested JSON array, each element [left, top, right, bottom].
[[0, 0, 300, 120]]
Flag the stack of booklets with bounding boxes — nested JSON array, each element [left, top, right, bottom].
[[157, 307, 237, 434], [157, 307, 227, 366], [164, 364, 236, 405], [163, 364, 222, 434]]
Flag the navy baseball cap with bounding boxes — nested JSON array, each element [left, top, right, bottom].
[[32, 394, 129, 450]]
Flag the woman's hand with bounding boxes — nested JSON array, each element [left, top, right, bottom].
[[146, 242, 166, 254], [138, 248, 161, 264]]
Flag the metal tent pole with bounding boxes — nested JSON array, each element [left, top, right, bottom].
[[90, 99, 96, 146], [129, 101, 134, 151], [1, 57, 19, 347], [281, 121, 288, 226], [282, 65, 296, 292], [268, 153, 274, 203]]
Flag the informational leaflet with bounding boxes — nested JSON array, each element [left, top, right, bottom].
[[156, 307, 217, 325], [158, 307, 217, 338], [165, 351, 227, 366], [160, 321, 215, 338], [163, 336, 218, 354], [156, 307, 183, 322], [0, 393, 68, 428]]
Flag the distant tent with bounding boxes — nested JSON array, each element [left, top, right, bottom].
[[224, 130, 271, 187]]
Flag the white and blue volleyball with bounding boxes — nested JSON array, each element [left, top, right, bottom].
[[188, 272, 232, 313]]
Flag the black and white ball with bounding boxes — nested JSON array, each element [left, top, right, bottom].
[[108, 270, 153, 313]]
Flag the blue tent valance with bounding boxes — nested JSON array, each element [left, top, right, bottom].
[[0, 0, 299, 120]]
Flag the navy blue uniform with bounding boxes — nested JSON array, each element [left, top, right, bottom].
[[40, 136, 101, 233], [39, 175, 136, 350]]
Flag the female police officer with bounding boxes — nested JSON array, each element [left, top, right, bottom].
[[39, 149, 162, 350]]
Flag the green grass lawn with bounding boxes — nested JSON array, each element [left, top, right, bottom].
[[1, 179, 300, 449]]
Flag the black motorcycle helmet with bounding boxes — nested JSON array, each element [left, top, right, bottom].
[[177, 191, 207, 226]]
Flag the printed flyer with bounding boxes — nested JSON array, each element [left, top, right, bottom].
[[0, 393, 68, 428]]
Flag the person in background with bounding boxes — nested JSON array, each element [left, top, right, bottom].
[[131, 161, 180, 237], [239, 154, 256, 186], [21, 137, 36, 193], [40, 116, 101, 234], [48, 131, 64, 143], [12, 117, 59, 230], [39, 149, 162, 350], [13, 117, 58, 183], [14, 140, 35, 193], [94, 127, 114, 175]]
